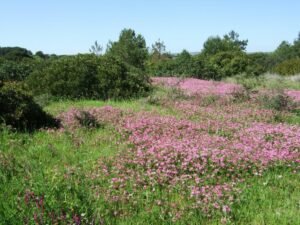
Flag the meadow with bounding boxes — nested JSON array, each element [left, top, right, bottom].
[[1, 77, 300, 225], [1, 5, 300, 224]]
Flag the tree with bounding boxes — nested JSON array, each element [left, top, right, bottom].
[[274, 41, 293, 62], [293, 32, 300, 57], [273, 58, 300, 75], [89, 41, 103, 56], [224, 30, 248, 51], [206, 51, 248, 79], [151, 39, 166, 59], [174, 50, 193, 75], [202, 31, 248, 56], [35, 51, 49, 59], [106, 29, 148, 70], [202, 36, 225, 56], [0, 47, 33, 61]]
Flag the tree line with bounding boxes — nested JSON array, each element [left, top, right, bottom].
[[1, 29, 300, 84], [1, 28, 300, 130]]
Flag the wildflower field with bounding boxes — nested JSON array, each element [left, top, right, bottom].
[[1, 77, 300, 224]]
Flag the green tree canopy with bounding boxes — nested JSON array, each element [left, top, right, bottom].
[[202, 31, 248, 56], [106, 28, 148, 70], [0, 47, 33, 61]]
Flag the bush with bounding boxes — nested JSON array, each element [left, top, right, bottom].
[[0, 83, 58, 131], [146, 58, 177, 76], [206, 51, 248, 80], [106, 28, 148, 70], [27, 54, 151, 100], [231, 74, 265, 91], [0, 58, 36, 81], [0, 47, 33, 61], [75, 110, 101, 128], [256, 90, 297, 111], [273, 58, 300, 75], [27, 54, 100, 99], [97, 56, 151, 99]]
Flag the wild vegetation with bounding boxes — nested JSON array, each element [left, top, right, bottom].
[[1, 28, 300, 224]]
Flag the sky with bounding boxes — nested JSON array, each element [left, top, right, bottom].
[[0, 0, 299, 55]]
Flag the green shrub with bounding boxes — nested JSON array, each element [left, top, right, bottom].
[[27, 54, 151, 100], [206, 51, 248, 80], [246, 52, 273, 76], [233, 74, 265, 91], [27, 54, 100, 99], [97, 56, 151, 99], [0, 47, 33, 61], [146, 58, 177, 76], [273, 58, 300, 75], [0, 58, 36, 81], [106, 28, 148, 70], [0, 83, 58, 131], [75, 110, 101, 128]]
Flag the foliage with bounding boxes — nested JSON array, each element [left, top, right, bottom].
[[106, 28, 148, 70], [151, 39, 167, 60], [256, 90, 298, 111], [0, 58, 36, 81], [147, 31, 300, 79], [75, 110, 101, 128], [147, 31, 250, 79], [273, 41, 294, 62], [97, 55, 151, 99], [273, 39, 300, 64], [202, 30, 248, 56], [225, 73, 266, 91], [173, 50, 194, 76], [0, 47, 33, 61], [0, 84, 299, 224], [35, 51, 49, 59], [0, 82, 58, 131], [2, 30, 300, 84], [89, 41, 103, 56], [206, 51, 248, 80], [26, 54, 150, 100], [273, 58, 300, 75], [26, 54, 100, 99], [246, 52, 272, 76], [33, 93, 58, 107], [146, 56, 176, 76]]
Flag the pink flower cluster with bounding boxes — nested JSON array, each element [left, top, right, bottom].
[[93, 108, 299, 216], [174, 100, 275, 123], [56, 79, 300, 219], [285, 90, 300, 102], [152, 77, 243, 96], [152, 76, 300, 102], [57, 106, 123, 130]]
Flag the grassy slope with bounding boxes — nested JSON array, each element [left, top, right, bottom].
[[1, 91, 300, 224]]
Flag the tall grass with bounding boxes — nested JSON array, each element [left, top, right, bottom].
[[224, 73, 300, 91]]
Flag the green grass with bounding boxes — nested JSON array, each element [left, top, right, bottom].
[[1, 89, 300, 224], [232, 167, 300, 225], [44, 87, 182, 118], [285, 109, 300, 125], [0, 125, 122, 224], [224, 73, 300, 91]]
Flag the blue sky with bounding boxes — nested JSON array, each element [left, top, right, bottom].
[[1, 0, 299, 54]]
